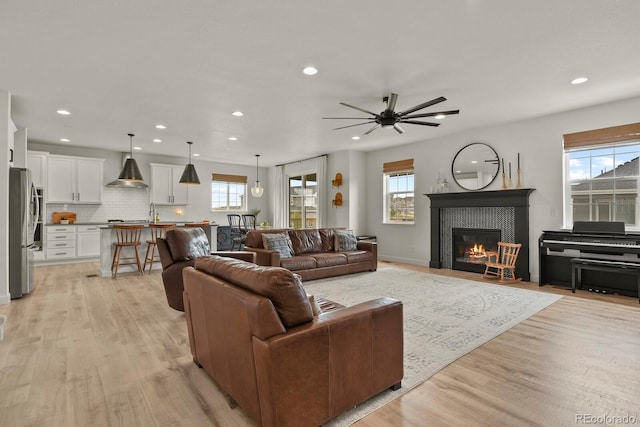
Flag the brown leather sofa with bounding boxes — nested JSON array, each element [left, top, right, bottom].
[[183, 255, 403, 427], [244, 228, 377, 280], [156, 227, 255, 311]]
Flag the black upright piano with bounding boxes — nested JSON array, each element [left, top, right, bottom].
[[539, 221, 640, 297]]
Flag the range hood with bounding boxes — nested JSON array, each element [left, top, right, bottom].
[[106, 152, 149, 189]]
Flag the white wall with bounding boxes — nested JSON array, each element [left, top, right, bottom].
[[366, 95, 640, 281], [1, 91, 11, 304]]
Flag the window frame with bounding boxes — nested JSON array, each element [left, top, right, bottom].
[[210, 179, 248, 212], [383, 169, 415, 225], [563, 140, 640, 229]]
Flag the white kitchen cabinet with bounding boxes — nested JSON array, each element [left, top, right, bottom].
[[47, 155, 104, 204], [27, 151, 48, 188], [46, 225, 76, 259], [150, 163, 188, 205], [76, 225, 101, 258]]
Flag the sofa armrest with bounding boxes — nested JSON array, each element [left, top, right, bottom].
[[357, 241, 377, 271], [252, 297, 402, 427], [211, 251, 257, 263], [244, 247, 281, 266]]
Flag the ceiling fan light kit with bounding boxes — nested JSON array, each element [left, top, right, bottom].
[[323, 93, 460, 135]]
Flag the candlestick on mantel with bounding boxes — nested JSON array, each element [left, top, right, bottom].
[[517, 153, 520, 169], [501, 158, 505, 173], [509, 162, 512, 179]]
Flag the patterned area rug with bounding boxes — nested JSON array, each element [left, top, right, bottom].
[[303, 268, 562, 426]]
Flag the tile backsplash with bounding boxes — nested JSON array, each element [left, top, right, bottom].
[[46, 187, 190, 223]]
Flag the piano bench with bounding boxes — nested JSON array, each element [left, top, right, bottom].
[[571, 258, 640, 302]]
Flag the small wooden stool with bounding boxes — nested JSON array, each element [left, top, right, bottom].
[[111, 224, 144, 278], [144, 223, 176, 272]]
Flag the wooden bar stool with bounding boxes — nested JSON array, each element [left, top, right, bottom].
[[144, 223, 176, 272], [111, 224, 144, 278]]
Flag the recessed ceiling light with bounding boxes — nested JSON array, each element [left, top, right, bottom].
[[153, 139, 162, 143], [471, 160, 478, 164], [59, 138, 70, 142], [228, 137, 238, 141], [56, 109, 71, 115], [155, 124, 166, 129], [352, 136, 360, 140], [435, 114, 446, 120], [232, 111, 244, 117], [302, 66, 318, 76], [456, 170, 462, 173], [571, 76, 588, 85], [133, 146, 142, 150], [193, 153, 200, 157]]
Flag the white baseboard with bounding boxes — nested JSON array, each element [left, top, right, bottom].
[[378, 255, 429, 266], [0, 294, 11, 305]]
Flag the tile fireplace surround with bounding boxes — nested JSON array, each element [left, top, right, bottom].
[[425, 189, 535, 281]]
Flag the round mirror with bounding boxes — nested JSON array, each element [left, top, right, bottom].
[[451, 143, 500, 191]]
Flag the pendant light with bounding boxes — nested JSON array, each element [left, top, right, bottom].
[[251, 154, 264, 197], [118, 133, 145, 182], [179, 141, 201, 184]]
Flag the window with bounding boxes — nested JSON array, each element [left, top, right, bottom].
[[383, 159, 414, 224], [563, 123, 640, 228], [211, 173, 247, 211], [289, 173, 317, 228]]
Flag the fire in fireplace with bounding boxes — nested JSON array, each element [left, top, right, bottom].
[[452, 228, 501, 273]]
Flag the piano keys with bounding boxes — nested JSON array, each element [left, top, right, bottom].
[[539, 221, 640, 297]]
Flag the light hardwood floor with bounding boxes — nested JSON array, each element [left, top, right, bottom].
[[0, 262, 638, 427]]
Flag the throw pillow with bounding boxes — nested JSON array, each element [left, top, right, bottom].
[[307, 294, 323, 316], [335, 230, 357, 251], [262, 233, 293, 258]]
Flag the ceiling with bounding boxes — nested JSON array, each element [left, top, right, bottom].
[[2, 1, 640, 167]]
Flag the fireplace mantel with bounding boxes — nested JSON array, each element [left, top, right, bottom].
[[425, 189, 535, 280]]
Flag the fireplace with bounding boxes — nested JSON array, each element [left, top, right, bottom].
[[425, 189, 534, 281], [452, 228, 501, 273]]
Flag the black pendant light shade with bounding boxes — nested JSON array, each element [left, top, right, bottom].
[[118, 133, 145, 182], [179, 141, 200, 184]]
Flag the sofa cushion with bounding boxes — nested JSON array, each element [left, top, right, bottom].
[[194, 256, 313, 328], [344, 250, 373, 263], [335, 230, 358, 251], [309, 252, 347, 268], [280, 256, 317, 271], [288, 229, 323, 255], [262, 233, 293, 258], [165, 227, 211, 262], [319, 228, 337, 252]]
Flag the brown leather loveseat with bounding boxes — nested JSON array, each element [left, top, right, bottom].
[[156, 227, 255, 311], [183, 255, 403, 427], [244, 228, 377, 280]]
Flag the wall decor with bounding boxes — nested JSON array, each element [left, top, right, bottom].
[[451, 143, 500, 191], [332, 172, 343, 187], [332, 192, 343, 207]]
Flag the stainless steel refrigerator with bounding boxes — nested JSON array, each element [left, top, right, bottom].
[[9, 167, 39, 299]]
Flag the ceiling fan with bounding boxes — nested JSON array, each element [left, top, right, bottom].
[[323, 93, 459, 135]]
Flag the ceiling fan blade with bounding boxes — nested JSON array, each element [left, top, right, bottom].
[[363, 124, 381, 135], [339, 102, 378, 116], [402, 109, 460, 119], [398, 96, 447, 116], [322, 117, 375, 120], [332, 121, 375, 130], [393, 123, 405, 134], [400, 120, 440, 127], [384, 93, 399, 113]]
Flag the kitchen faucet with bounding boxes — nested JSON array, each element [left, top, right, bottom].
[[149, 202, 157, 223]]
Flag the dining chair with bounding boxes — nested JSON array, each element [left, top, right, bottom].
[[111, 224, 144, 278], [227, 214, 246, 250], [143, 223, 176, 272]]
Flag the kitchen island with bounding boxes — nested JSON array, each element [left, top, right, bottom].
[[99, 223, 216, 277]]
